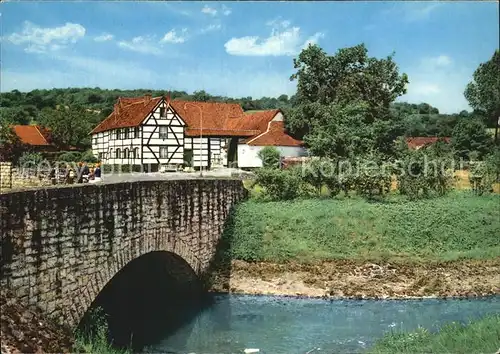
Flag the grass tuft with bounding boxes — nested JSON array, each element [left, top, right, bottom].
[[368, 314, 500, 354]]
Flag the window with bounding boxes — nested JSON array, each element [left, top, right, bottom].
[[124, 128, 129, 139], [159, 126, 168, 139], [134, 147, 139, 159], [122, 149, 128, 159], [114, 130, 119, 140], [115, 148, 121, 158], [134, 127, 140, 139], [159, 107, 166, 118], [159, 146, 168, 159], [98, 152, 104, 160], [93, 137, 97, 145]]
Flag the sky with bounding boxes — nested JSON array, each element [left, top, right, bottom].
[[1, 1, 498, 114]]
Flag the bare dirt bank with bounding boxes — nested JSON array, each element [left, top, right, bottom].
[[0, 290, 73, 354], [210, 259, 500, 299]]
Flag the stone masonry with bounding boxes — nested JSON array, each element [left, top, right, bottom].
[[0, 179, 247, 328]]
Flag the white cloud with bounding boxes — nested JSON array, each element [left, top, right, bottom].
[[222, 5, 232, 16], [225, 20, 324, 56], [94, 33, 114, 42], [423, 55, 452, 68], [6, 21, 85, 53], [117, 36, 162, 55], [201, 5, 217, 16], [160, 29, 187, 44], [400, 55, 472, 113], [200, 23, 222, 34], [382, 3, 441, 23]]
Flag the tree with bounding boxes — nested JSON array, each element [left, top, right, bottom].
[[451, 118, 493, 161], [38, 106, 100, 149], [257, 146, 281, 168], [287, 43, 409, 158], [464, 50, 500, 144], [0, 121, 24, 162]]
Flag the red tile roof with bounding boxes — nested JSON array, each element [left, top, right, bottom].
[[91, 96, 260, 137], [91, 96, 163, 134], [246, 121, 303, 147], [90, 96, 302, 146], [226, 109, 280, 132], [185, 128, 260, 137], [11, 125, 51, 146], [406, 137, 450, 149]]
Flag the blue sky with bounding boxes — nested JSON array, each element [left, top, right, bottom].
[[1, 1, 498, 113]]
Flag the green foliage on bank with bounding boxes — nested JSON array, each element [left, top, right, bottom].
[[225, 193, 500, 263], [73, 308, 130, 354], [368, 314, 500, 354]]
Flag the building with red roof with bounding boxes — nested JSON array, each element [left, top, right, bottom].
[[90, 95, 307, 170], [406, 137, 451, 150], [9, 125, 59, 156]]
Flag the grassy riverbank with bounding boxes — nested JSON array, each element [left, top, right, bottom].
[[225, 192, 500, 264], [369, 314, 500, 354]]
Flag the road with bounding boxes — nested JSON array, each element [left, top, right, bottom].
[[98, 167, 254, 184]]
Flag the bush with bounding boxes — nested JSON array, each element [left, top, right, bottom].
[[469, 148, 500, 195], [301, 157, 331, 196], [80, 150, 98, 163], [255, 167, 303, 200], [396, 149, 454, 200], [58, 151, 81, 162], [18, 151, 43, 168], [351, 155, 393, 200], [258, 146, 281, 169]]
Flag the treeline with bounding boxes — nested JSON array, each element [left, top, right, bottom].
[[0, 86, 492, 155], [0, 88, 295, 125]]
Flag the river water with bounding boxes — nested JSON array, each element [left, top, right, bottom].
[[145, 294, 500, 354]]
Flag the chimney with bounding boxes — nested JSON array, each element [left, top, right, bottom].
[[144, 93, 152, 106], [114, 103, 121, 116]]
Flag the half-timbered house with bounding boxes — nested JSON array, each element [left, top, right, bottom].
[[90, 94, 262, 171]]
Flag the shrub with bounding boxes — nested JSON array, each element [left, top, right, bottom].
[[58, 151, 81, 162], [469, 148, 500, 195], [396, 149, 454, 200], [80, 150, 98, 163], [18, 151, 43, 168], [257, 146, 281, 169], [301, 157, 332, 196], [255, 167, 302, 200]]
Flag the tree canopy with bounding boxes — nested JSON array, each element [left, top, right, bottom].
[[287, 43, 409, 158], [464, 50, 500, 143]]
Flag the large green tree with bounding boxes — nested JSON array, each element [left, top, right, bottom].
[[287, 43, 409, 158], [451, 118, 493, 161], [38, 106, 101, 149], [464, 50, 500, 144]]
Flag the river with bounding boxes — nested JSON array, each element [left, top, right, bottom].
[[145, 294, 500, 354]]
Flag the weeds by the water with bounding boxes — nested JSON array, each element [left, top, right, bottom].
[[73, 307, 131, 354], [368, 314, 500, 354], [226, 192, 500, 263]]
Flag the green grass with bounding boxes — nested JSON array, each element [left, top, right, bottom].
[[227, 192, 500, 263], [368, 314, 500, 354], [73, 308, 131, 354]]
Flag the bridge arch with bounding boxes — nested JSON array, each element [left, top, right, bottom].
[[79, 250, 209, 350]]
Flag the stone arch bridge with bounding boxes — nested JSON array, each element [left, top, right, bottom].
[[0, 179, 246, 328]]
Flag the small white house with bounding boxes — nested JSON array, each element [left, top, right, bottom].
[[236, 110, 307, 168]]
